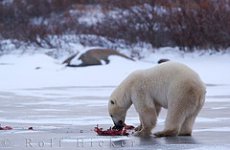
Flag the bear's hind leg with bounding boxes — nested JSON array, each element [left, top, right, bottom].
[[179, 96, 203, 136], [179, 107, 201, 136], [154, 107, 186, 137], [178, 116, 196, 136]]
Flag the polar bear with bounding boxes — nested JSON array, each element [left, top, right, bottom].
[[108, 61, 206, 137]]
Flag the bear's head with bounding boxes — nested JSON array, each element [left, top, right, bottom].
[[108, 99, 127, 130]]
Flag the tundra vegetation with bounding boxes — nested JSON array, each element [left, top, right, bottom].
[[0, 0, 229, 56]]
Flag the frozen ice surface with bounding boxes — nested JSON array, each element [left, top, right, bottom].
[[0, 50, 230, 149]]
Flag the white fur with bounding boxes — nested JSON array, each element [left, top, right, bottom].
[[108, 61, 206, 137]]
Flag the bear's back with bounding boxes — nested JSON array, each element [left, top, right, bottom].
[[141, 62, 205, 107], [145, 62, 201, 83]]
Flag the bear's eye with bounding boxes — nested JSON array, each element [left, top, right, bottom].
[[110, 100, 115, 105]]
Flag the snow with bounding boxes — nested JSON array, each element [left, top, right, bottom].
[[77, 7, 105, 26], [0, 54, 151, 90], [0, 48, 229, 111], [0, 48, 229, 149], [0, 47, 229, 110], [0, 47, 230, 91]]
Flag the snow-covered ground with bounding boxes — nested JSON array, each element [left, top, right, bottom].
[[0, 47, 229, 90], [0, 47, 230, 149]]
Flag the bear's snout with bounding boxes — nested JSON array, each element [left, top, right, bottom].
[[113, 120, 124, 130]]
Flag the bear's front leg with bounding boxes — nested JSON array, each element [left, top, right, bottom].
[[134, 108, 157, 137]]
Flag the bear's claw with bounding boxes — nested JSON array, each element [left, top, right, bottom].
[[134, 129, 151, 137], [134, 125, 142, 132]]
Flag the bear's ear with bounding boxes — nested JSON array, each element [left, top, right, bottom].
[[110, 100, 115, 105]]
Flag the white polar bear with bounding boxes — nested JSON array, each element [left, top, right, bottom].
[[108, 61, 206, 137]]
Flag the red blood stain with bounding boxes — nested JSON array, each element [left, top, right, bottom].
[[94, 124, 135, 136]]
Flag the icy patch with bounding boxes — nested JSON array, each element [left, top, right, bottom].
[[194, 127, 230, 132], [190, 145, 230, 150], [205, 98, 230, 103], [12, 130, 41, 134], [35, 125, 62, 130], [157, 117, 230, 124], [33, 108, 70, 112], [156, 117, 230, 126], [22, 99, 107, 107], [12, 86, 114, 98], [206, 85, 230, 97], [62, 136, 129, 143], [0, 130, 41, 135], [196, 117, 230, 122], [1, 116, 226, 126], [0, 116, 139, 126], [211, 107, 227, 110], [22, 101, 77, 106], [0, 95, 13, 98]]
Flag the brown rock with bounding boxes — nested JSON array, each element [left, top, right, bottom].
[[64, 49, 134, 67]]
